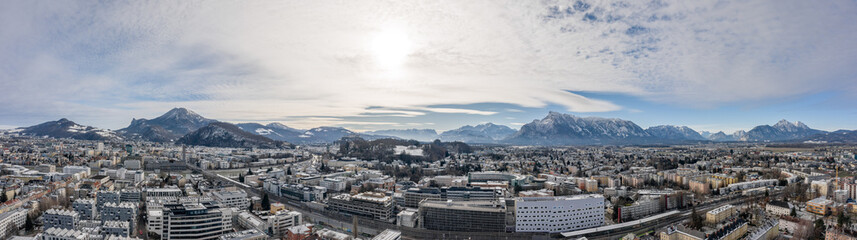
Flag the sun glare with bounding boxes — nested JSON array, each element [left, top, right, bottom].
[[371, 27, 411, 69]]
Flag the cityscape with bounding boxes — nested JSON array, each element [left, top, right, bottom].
[[2, 1, 857, 240]]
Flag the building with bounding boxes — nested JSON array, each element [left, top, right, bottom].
[[235, 211, 267, 234], [708, 219, 748, 240], [402, 187, 502, 208], [101, 202, 137, 234], [807, 197, 833, 215], [43, 209, 79, 230], [396, 209, 417, 228], [219, 229, 267, 240], [148, 199, 233, 240], [402, 188, 441, 208], [584, 179, 599, 192], [706, 204, 737, 224], [659, 224, 705, 240], [320, 178, 347, 192], [268, 210, 302, 236], [102, 221, 131, 237], [515, 195, 605, 233], [119, 190, 142, 203], [327, 192, 394, 222], [97, 191, 121, 210], [0, 209, 26, 239], [825, 228, 857, 240], [211, 190, 250, 210], [144, 187, 184, 199], [72, 198, 97, 220], [746, 219, 779, 240], [419, 200, 507, 232], [36, 164, 56, 173], [372, 229, 401, 240], [689, 180, 710, 195], [279, 184, 325, 202], [618, 196, 661, 222], [41, 227, 89, 240], [766, 200, 791, 216]]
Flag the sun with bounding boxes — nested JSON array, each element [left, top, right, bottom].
[[371, 26, 411, 69]]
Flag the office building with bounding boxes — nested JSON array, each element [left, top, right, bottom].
[[515, 195, 605, 233], [327, 192, 394, 222], [211, 190, 250, 210], [219, 229, 267, 240], [419, 199, 506, 232], [268, 210, 302, 236], [148, 198, 233, 240]]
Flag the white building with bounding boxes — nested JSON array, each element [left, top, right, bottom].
[[320, 178, 346, 192], [515, 195, 605, 233], [268, 210, 302, 236], [235, 211, 267, 234], [148, 199, 233, 240], [211, 190, 250, 210], [0, 209, 27, 239]]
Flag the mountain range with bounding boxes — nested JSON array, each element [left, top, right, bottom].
[[4, 108, 855, 146]]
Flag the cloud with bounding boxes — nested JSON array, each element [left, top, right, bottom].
[[1, 0, 855, 129]]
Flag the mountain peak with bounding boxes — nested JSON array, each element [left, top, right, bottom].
[[773, 119, 810, 130], [160, 107, 199, 119]]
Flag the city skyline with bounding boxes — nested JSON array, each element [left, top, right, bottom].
[[2, 1, 856, 133]]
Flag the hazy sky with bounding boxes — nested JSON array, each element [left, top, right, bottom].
[[1, 0, 856, 133]]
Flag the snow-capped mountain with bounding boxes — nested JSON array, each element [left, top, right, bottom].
[[236, 122, 304, 141], [645, 125, 706, 141], [119, 108, 217, 142], [439, 123, 516, 143], [699, 131, 713, 139], [177, 122, 289, 148], [505, 112, 652, 145], [742, 120, 825, 141], [18, 118, 120, 141], [706, 120, 826, 142], [707, 131, 735, 141], [364, 129, 439, 142], [801, 130, 857, 143]]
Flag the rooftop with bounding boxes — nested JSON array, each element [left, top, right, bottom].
[[516, 194, 604, 202]]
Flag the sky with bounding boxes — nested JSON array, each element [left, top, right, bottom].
[[1, 0, 856, 133]]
